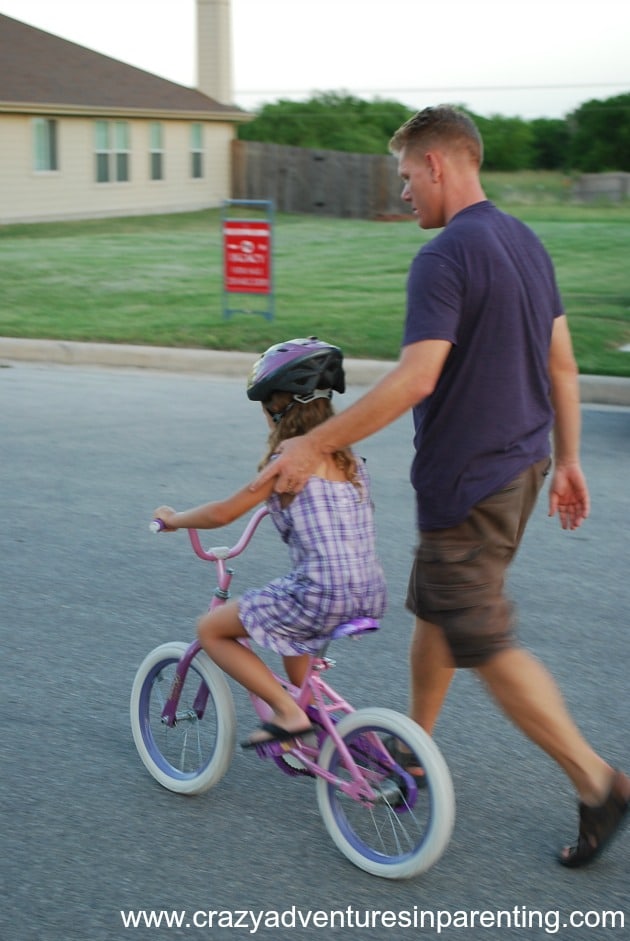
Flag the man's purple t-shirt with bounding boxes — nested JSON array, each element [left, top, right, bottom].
[[402, 200, 563, 531]]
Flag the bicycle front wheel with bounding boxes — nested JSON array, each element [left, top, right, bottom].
[[316, 707, 455, 879], [130, 642, 236, 794]]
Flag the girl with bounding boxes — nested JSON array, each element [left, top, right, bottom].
[[153, 337, 387, 747]]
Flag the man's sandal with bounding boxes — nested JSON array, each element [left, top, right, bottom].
[[559, 769, 630, 867], [384, 735, 427, 788]]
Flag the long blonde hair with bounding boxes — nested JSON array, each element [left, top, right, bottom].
[[260, 391, 359, 487]]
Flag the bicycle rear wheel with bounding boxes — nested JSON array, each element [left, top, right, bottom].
[[130, 642, 235, 794], [316, 707, 454, 879]]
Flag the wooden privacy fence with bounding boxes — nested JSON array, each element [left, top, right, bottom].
[[231, 140, 411, 219], [572, 172, 630, 203]]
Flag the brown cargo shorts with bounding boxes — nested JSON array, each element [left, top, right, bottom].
[[406, 458, 551, 667]]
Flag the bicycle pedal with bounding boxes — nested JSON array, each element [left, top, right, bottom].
[[279, 731, 317, 753]]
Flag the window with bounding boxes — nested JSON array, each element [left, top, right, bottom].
[[190, 123, 203, 179], [149, 122, 164, 181], [33, 118, 58, 171], [115, 122, 130, 181], [95, 120, 130, 182], [95, 120, 110, 182]]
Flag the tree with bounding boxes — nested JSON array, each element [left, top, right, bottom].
[[568, 94, 630, 171], [237, 91, 630, 172], [530, 118, 571, 170], [238, 92, 413, 154], [472, 114, 535, 171]]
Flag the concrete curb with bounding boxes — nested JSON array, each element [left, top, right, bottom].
[[1, 337, 630, 406], [0, 337, 392, 386]]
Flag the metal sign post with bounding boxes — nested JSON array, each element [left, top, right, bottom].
[[221, 199, 274, 320]]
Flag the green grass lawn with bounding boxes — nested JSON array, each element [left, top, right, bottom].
[[1, 178, 629, 376]]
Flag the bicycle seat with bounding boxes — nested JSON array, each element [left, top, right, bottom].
[[330, 617, 380, 640]]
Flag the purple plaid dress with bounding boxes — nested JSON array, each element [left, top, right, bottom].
[[238, 459, 387, 656]]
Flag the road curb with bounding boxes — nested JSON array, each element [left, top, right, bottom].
[[0, 338, 392, 386], [1, 337, 629, 406]]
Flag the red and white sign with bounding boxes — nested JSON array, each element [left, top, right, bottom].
[[223, 220, 272, 295]]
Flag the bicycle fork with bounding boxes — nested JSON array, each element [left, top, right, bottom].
[[160, 639, 208, 727], [160, 569, 234, 728]]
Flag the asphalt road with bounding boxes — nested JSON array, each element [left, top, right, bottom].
[[2, 361, 629, 941]]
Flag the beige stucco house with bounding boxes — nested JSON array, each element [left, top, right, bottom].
[[0, 1, 249, 224]]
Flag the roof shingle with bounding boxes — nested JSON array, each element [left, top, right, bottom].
[[0, 13, 244, 117]]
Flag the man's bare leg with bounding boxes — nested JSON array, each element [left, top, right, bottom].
[[409, 617, 455, 735], [475, 647, 613, 804]]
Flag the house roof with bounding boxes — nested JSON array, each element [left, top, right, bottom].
[[0, 13, 248, 120]]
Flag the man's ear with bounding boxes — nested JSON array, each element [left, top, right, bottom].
[[426, 150, 443, 183]]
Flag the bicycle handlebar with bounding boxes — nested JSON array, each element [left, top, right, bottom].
[[150, 505, 270, 562]]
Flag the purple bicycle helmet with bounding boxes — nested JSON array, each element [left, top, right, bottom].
[[247, 336, 345, 402]]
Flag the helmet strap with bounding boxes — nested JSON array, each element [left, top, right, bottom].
[[266, 388, 332, 424], [293, 389, 333, 405]]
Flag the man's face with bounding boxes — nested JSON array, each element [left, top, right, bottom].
[[398, 146, 444, 230]]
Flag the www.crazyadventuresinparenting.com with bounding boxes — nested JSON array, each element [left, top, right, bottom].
[[119, 905, 626, 933]]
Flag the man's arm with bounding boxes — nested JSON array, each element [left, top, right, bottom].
[[547, 314, 590, 529], [252, 339, 452, 493]]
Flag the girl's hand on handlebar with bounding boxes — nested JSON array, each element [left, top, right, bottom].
[[152, 505, 178, 531]]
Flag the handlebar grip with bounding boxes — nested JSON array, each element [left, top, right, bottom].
[[149, 519, 166, 533]]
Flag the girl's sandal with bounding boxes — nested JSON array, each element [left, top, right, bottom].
[[385, 735, 427, 789], [559, 770, 630, 868]]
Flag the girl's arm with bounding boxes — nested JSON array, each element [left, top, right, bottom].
[[153, 475, 276, 531]]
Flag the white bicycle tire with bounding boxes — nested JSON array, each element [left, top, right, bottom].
[[130, 641, 236, 794], [316, 707, 455, 879]]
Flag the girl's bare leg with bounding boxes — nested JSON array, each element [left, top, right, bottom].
[[283, 654, 311, 688], [197, 602, 311, 741]]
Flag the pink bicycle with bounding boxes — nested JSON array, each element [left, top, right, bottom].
[[130, 508, 455, 879]]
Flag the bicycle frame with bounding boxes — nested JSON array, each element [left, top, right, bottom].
[[158, 506, 269, 729], [155, 508, 414, 806]]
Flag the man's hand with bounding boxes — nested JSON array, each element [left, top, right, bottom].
[[548, 462, 590, 530], [250, 435, 322, 494]]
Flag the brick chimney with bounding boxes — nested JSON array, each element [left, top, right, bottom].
[[197, 0, 233, 104]]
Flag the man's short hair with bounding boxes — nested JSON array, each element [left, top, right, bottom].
[[389, 105, 483, 167]]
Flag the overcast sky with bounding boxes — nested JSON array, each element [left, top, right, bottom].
[[2, 0, 629, 119]]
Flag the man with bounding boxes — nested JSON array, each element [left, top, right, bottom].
[[253, 106, 629, 866]]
